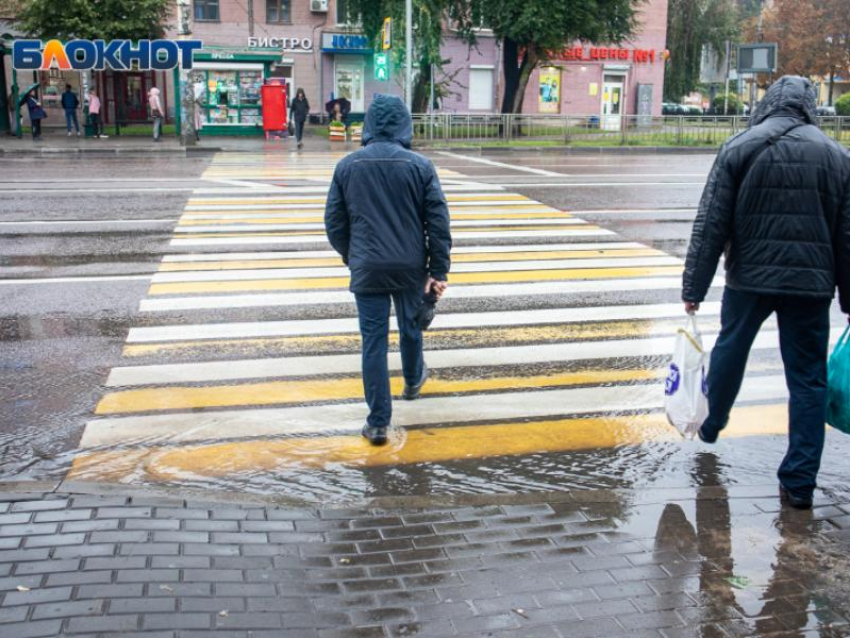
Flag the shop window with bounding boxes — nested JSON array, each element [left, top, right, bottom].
[[195, 68, 264, 126], [266, 0, 291, 23], [194, 0, 219, 21]]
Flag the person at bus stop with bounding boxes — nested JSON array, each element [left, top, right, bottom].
[[61, 85, 81, 137], [24, 89, 46, 141], [289, 87, 309, 150], [682, 75, 850, 510], [148, 87, 164, 142], [324, 94, 452, 446], [88, 88, 106, 139]]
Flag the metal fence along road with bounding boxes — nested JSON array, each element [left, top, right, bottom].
[[411, 114, 850, 146]]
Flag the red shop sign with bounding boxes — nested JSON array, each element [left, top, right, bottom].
[[561, 46, 658, 63]]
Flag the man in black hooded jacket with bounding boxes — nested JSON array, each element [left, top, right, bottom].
[[325, 95, 452, 445], [683, 75, 850, 509]]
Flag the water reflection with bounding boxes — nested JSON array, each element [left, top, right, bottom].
[[652, 452, 841, 637]]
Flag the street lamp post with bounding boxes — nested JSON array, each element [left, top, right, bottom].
[[177, 0, 197, 146], [405, 0, 412, 112]]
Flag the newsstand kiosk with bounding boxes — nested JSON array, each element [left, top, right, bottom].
[[261, 79, 288, 140]]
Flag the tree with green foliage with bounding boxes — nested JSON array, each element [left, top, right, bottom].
[[16, 0, 172, 40], [711, 91, 743, 114], [464, 0, 641, 113], [343, 0, 473, 113], [664, 0, 739, 102], [835, 93, 850, 117]]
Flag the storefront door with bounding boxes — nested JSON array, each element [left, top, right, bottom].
[[334, 63, 364, 112], [119, 73, 148, 121], [601, 76, 624, 131]]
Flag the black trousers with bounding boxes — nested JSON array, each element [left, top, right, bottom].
[[31, 119, 41, 139], [702, 287, 831, 498]]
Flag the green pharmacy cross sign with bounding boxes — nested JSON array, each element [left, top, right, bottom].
[[374, 52, 389, 82]]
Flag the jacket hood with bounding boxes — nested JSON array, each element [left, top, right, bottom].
[[362, 94, 412, 148], [749, 75, 817, 127], [150, 88, 160, 96]]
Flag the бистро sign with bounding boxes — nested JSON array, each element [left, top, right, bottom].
[[12, 39, 203, 70]]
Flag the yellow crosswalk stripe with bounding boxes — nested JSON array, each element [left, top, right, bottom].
[[147, 265, 683, 295], [172, 225, 597, 239], [122, 316, 707, 358], [69, 404, 789, 482], [156, 249, 664, 272], [187, 194, 529, 206]]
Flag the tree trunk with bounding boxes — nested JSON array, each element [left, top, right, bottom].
[[828, 68, 835, 106], [412, 62, 430, 114], [511, 48, 538, 113], [500, 38, 520, 114]]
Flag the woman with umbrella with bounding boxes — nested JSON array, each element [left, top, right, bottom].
[[20, 85, 47, 141]]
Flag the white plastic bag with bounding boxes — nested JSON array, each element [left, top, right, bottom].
[[664, 315, 709, 439]]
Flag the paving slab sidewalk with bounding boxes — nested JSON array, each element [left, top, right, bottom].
[[0, 482, 849, 637]]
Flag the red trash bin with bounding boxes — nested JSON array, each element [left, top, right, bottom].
[[261, 80, 288, 139]]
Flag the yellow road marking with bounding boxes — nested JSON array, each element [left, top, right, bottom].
[[122, 317, 703, 358], [69, 405, 791, 482], [156, 249, 663, 273], [148, 265, 683, 295], [187, 194, 529, 206], [96, 368, 663, 415]]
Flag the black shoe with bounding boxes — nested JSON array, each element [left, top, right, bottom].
[[697, 425, 718, 444], [780, 486, 813, 510], [402, 365, 430, 401], [361, 424, 388, 446]]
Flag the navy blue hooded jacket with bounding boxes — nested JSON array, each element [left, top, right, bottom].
[[683, 76, 850, 311], [324, 95, 452, 293]]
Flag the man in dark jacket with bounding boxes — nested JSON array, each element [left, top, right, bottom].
[[325, 95, 452, 445], [683, 75, 850, 509], [61, 85, 80, 137]]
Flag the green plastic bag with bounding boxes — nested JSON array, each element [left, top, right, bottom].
[[827, 326, 850, 434]]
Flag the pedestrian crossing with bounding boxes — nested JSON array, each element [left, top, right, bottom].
[[69, 152, 795, 490]]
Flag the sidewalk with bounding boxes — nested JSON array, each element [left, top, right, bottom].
[[0, 481, 848, 637]]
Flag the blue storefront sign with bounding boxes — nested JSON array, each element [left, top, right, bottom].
[[321, 33, 371, 54]]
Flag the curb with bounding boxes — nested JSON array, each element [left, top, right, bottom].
[[0, 146, 222, 155], [0, 479, 791, 511]]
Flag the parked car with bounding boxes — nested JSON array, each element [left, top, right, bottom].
[[662, 102, 686, 115], [817, 105, 836, 117]]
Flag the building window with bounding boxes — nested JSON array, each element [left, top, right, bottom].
[[194, 0, 219, 21], [266, 0, 291, 23], [336, 0, 350, 24], [468, 68, 494, 111]]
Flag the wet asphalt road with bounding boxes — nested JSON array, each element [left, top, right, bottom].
[[2, 148, 849, 504]]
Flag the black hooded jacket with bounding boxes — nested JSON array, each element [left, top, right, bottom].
[[324, 95, 452, 293], [683, 76, 850, 311]]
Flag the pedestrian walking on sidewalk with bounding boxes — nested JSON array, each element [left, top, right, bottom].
[[23, 89, 46, 141], [148, 87, 163, 142], [61, 85, 81, 136], [682, 75, 850, 510], [325, 94, 452, 446], [87, 88, 106, 138], [289, 87, 309, 149]]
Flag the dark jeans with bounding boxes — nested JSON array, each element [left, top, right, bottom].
[[702, 287, 831, 497], [90, 113, 102, 136], [295, 118, 305, 143], [64, 109, 80, 133], [31, 119, 41, 139], [355, 288, 424, 427]]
